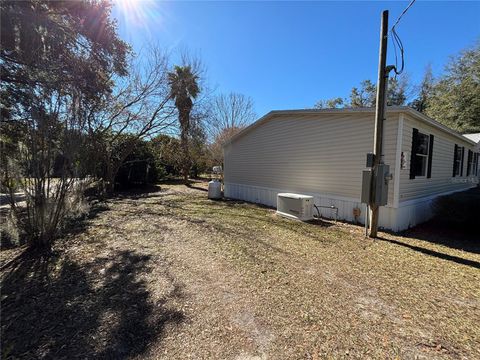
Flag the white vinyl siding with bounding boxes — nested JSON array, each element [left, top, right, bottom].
[[224, 112, 398, 206], [398, 114, 477, 202], [224, 108, 478, 231]]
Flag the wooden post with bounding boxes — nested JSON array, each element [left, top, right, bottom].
[[369, 10, 390, 238]]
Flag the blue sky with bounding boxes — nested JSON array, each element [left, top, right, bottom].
[[113, 1, 480, 117]]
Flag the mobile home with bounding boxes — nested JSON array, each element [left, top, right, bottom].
[[223, 107, 479, 231]]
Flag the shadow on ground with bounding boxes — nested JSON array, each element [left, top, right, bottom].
[[113, 184, 164, 200], [186, 183, 208, 192], [0, 197, 112, 251], [400, 220, 479, 255], [1, 249, 184, 359], [158, 178, 209, 186], [377, 236, 480, 269]]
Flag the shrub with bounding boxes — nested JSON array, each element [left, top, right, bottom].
[[115, 139, 160, 190], [432, 187, 480, 229]]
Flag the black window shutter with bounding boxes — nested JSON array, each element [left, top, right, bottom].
[[409, 128, 419, 179], [475, 153, 477, 176], [473, 152, 477, 176], [460, 147, 465, 176], [453, 144, 458, 177], [467, 150, 472, 176], [427, 135, 434, 178], [477, 153, 479, 176]]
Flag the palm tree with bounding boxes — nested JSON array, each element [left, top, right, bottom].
[[168, 65, 200, 183]]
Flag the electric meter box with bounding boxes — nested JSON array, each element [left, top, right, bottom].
[[361, 164, 390, 206], [374, 164, 390, 206], [361, 169, 372, 204]]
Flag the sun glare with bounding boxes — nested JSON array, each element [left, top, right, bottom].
[[115, 0, 164, 33]]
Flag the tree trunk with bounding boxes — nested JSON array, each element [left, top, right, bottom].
[[103, 161, 116, 195], [181, 136, 189, 184], [179, 111, 190, 185]]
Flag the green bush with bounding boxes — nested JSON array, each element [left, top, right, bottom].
[[432, 186, 480, 229], [115, 139, 160, 190]]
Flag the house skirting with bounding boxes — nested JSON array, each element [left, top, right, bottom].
[[224, 182, 475, 232], [393, 187, 476, 231]]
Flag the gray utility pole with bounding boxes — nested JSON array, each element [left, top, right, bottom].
[[369, 10, 391, 238]]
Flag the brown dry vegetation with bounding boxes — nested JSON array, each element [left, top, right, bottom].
[[1, 182, 479, 359]]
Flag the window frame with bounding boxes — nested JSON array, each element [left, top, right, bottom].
[[467, 150, 473, 176], [453, 145, 463, 177], [412, 131, 430, 179]]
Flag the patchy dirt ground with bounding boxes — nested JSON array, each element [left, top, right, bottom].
[[1, 182, 479, 359]]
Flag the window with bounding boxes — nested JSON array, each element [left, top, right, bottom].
[[414, 132, 429, 177], [453, 145, 464, 177], [409, 128, 433, 179], [467, 150, 480, 176], [467, 150, 473, 176]]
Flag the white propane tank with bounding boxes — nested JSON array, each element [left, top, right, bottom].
[[208, 180, 222, 199]]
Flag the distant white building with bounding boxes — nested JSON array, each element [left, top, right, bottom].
[[223, 107, 479, 231], [463, 133, 480, 152]]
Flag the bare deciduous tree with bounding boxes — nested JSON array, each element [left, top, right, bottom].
[[206, 92, 256, 165], [2, 89, 90, 248], [208, 92, 256, 138], [86, 48, 177, 193]]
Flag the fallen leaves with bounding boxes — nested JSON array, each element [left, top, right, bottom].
[[1, 182, 479, 359]]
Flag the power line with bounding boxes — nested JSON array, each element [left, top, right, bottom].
[[391, 27, 405, 75], [391, 0, 416, 31], [390, 0, 416, 75]]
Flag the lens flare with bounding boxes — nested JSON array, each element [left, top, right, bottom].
[[114, 0, 165, 36]]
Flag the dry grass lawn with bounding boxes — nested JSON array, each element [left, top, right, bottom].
[[1, 182, 479, 359]]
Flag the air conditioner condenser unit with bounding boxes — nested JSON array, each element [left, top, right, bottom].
[[276, 193, 314, 221]]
